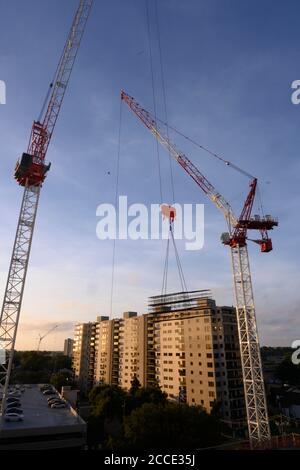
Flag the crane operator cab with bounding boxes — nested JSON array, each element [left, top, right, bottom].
[[14, 152, 51, 187]]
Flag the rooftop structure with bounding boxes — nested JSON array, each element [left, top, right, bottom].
[[0, 384, 86, 450]]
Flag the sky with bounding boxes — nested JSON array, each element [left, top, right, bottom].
[[0, 0, 299, 350]]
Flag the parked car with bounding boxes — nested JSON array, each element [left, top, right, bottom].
[[8, 391, 21, 398], [5, 413, 24, 422], [48, 400, 64, 407], [51, 403, 66, 409], [47, 397, 60, 403], [5, 407, 23, 414], [5, 401, 21, 408], [43, 390, 56, 396]]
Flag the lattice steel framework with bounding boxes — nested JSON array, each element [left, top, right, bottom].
[[0, 0, 93, 420], [0, 186, 40, 390], [231, 245, 270, 448]]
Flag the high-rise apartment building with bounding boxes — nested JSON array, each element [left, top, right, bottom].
[[72, 291, 245, 428], [72, 320, 99, 394], [148, 290, 245, 426], [63, 338, 74, 357]]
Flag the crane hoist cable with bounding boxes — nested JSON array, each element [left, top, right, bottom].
[[154, 0, 175, 204], [145, 0, 163, 204], [109, 100, 123, 318], [146, 0, 188, 296]]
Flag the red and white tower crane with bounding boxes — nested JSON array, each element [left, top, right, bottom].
[[0, 0, 93, 418], [121, 90, 278, 449]]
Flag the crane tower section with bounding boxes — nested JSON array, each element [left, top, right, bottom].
[[0, 0, 93, 418]]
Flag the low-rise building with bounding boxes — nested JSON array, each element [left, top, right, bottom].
[[0, 385, 86, 450]]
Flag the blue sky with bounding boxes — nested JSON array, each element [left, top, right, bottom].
[[0, 0, 299, 349]]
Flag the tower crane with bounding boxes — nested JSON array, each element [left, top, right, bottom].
[[37, 325, 58, 352], [121, 90, 278, 449], [0, 0, 93, 419]]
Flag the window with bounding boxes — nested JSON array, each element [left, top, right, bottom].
[[208, 382, 214, 387], [207, 362, 213, 368], [206, 353, 212, 358], [208, 372, 214, 377], [209, 391, 215, 398]]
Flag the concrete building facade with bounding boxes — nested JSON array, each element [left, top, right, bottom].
[[148, 291, 245, 425], [94, 317, 120, 386], [72, 321, 98, 394], [118, 312, 147, 390], [63, 338, 74, 357]]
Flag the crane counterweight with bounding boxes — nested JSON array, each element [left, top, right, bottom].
[[14, 152, 51, 187]]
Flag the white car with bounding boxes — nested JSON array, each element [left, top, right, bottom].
[[43, 390, 55, 396], [5, 413, 24, 422], [8, 390, 21, 397], [51, 403, 66, 409]]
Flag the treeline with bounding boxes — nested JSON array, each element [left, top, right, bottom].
[[87, 378, 224, 450], [11, 351, 73, 390]]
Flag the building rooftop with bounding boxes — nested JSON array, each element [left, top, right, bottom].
[[0, 384, 86, 450]]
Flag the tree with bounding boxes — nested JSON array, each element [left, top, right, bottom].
[[129, 375, 141, 394], [50, 370, 74, 392], [90, 385, 127, 420], [275, 357, 300, 386], [124, 402, 222, 450], [88, 385, 127, 449], [19, 351, 52, 371]]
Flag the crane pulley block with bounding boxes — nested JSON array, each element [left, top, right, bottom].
[[14, 153, 51, 187]]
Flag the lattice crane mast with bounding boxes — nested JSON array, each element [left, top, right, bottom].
[[121, 90, 278, 449], [0, 0, 93, 419]]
